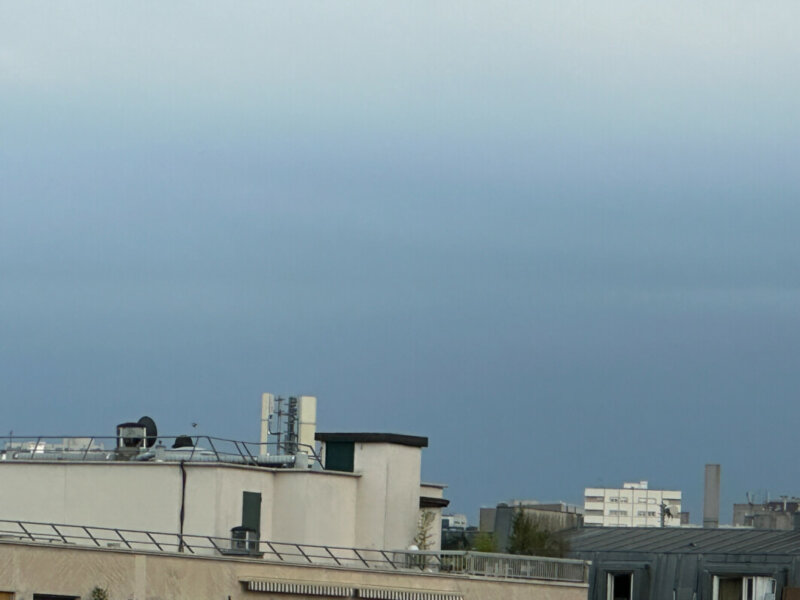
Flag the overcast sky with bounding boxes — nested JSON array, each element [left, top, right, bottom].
[[2, 2, 799, 525]]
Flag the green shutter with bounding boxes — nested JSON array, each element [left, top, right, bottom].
[[242, 491, 262, 535], [325, 441, 355, 472]]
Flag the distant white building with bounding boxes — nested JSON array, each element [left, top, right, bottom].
[[584, 481, 682, 527], [441, 513, 468, 530]]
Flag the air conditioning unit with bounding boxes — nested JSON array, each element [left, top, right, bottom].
[[230, 526, 260, 556]]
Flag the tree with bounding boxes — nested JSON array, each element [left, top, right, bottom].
[[414, 510, 436, 550], [441, 529, 468, 550], [471, 531, 497, 553], [507, 509, 569, 558]]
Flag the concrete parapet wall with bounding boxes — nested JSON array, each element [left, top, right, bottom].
[[0, 541, 588, 600], [0, 461, 359, 547]]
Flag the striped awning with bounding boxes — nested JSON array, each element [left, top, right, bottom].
[[242, 579, 463, 600], [245, 580, 353, 596], [359, 589, 462, 600]]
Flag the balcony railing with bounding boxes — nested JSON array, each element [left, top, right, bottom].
[[0, 519, 589, 584]]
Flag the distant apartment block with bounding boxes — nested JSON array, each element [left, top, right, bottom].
[[733, 496, 800, 530], [480, 500, 582, 553], [584, 481, 682, 527]]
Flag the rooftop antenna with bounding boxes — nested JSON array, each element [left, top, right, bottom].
[[263, 393, 317, 457], [261, 394, 274, 457]]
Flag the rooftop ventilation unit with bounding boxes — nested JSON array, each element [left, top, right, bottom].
[[115, 416, 158, 459]]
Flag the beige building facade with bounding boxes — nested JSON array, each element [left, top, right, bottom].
[[0, 539, 590, 600], [0, 433, 442, 552]]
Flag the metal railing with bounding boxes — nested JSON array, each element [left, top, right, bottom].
[[0, 435, 322, 468], [388, 549, 588, 582], [0, 519, 588, 584]]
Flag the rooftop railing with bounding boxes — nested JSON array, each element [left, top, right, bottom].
[[0, 435, 322, 468], [0, 519, 589, 584]]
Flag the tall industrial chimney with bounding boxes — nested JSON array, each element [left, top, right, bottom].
[[703, 463, 721, 528]]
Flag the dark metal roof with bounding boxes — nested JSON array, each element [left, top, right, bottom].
[[570, 526, 800, 555], [315, 432, 429, 448], [420, 496, 450, 508]]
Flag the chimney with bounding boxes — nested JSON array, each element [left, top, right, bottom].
[[703, 464, 721, 528]]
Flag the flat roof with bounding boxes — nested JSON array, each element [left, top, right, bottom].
[[421, 481, 448, 489], [420, 496, 450, 508], [315, 432, 428, 448], [0, 459, 360, 477]]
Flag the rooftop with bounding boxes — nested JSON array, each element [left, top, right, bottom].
[[0, 518, 589, 585], [570, 526, 800, 555], [1, 434, 322, 469], [315, 432, 429, 448]]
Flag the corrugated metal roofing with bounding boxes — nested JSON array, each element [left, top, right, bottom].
[[569, 527, 800, 555]]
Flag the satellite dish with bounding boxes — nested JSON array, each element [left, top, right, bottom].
[[137, 416, 158, 448]]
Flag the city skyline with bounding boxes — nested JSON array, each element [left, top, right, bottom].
[[3, 2, 800, 525]]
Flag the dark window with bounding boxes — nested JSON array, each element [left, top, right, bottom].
[[325, 441, 355, 472], [242, 491, 262, 536], [609, 573, 633, 600], [33, 595, 79, 600]]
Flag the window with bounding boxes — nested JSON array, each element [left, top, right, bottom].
[[620, 497, 630, 503], [609, 497, 620, 503], [608, 573, 633, 600], [637, 511, 647, 517], [637, 498, 648, 503], [648, 511, 657, 517], [325, 441, 355, 472], [609, 510, 628, 516], [712, 576, 776, 600]]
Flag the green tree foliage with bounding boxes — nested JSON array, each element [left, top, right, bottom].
[[90, 587, 109, 600], [441, 529, 469, 550], [471, 531, 497, 553], [507, 510, 569, 558]]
